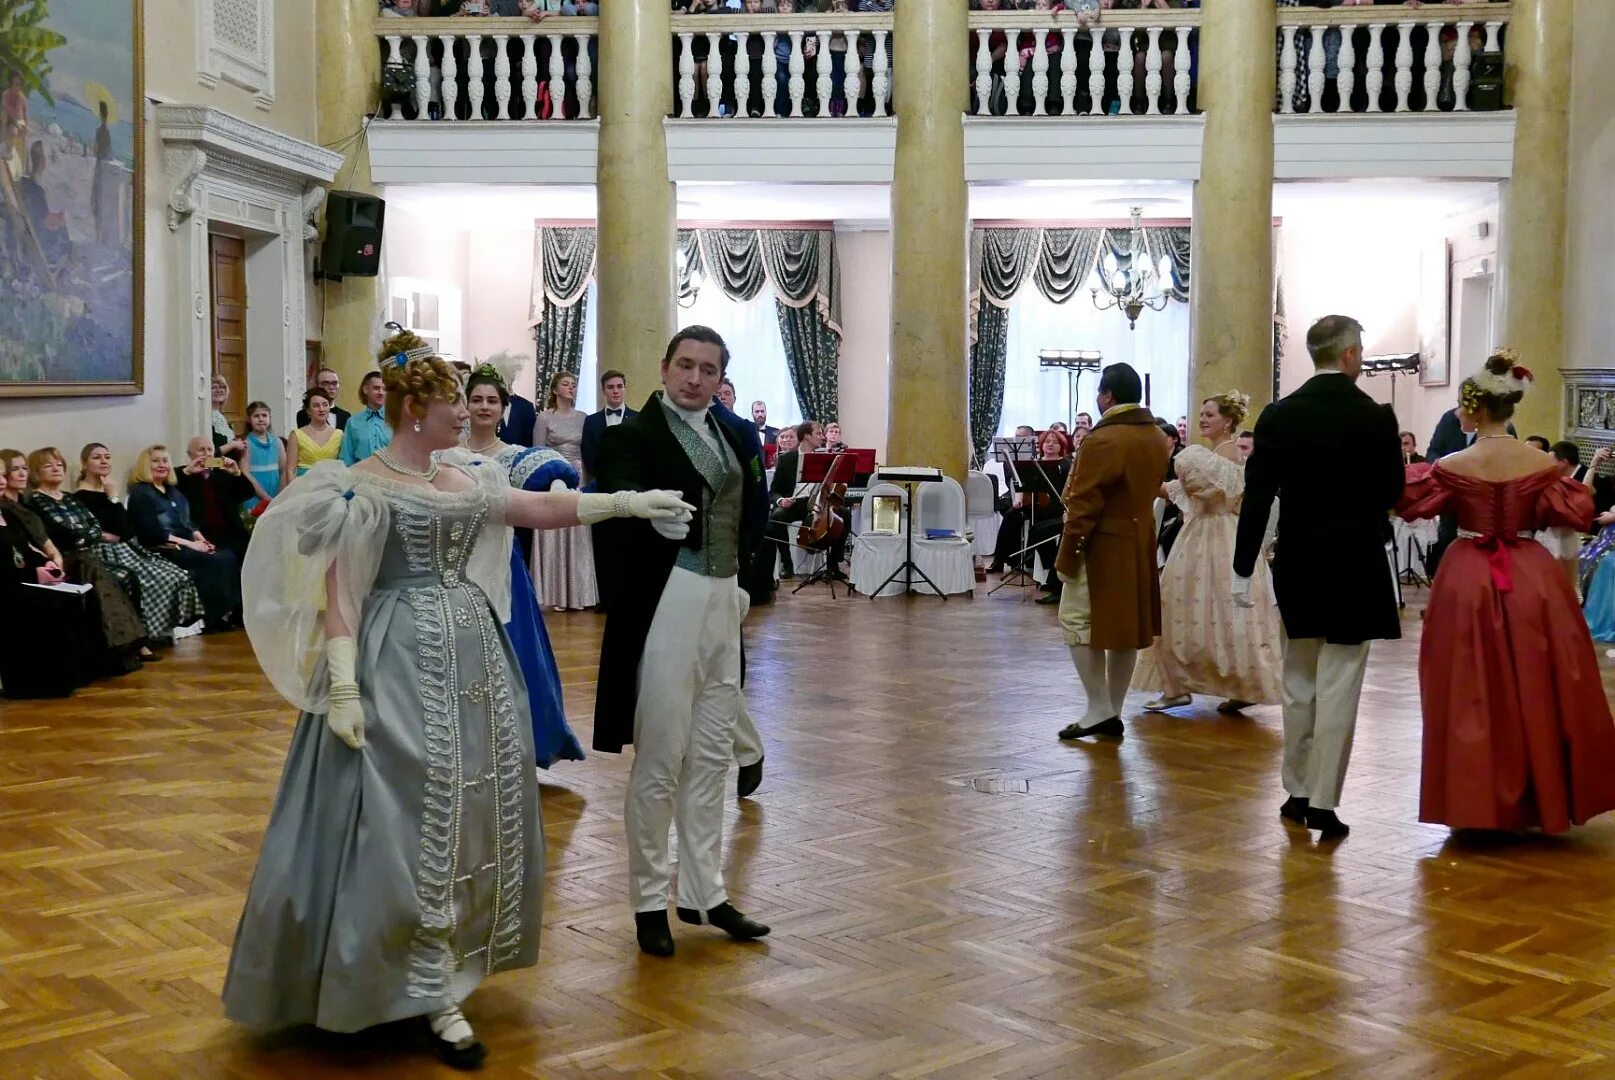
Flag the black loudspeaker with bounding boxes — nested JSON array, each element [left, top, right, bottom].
[[1469, 51, 1504, 111], [320, 191, 385, 281]]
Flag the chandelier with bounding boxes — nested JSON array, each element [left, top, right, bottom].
[[1090, 206, 1173, 330]]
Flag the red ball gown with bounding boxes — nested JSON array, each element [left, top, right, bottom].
[[1399, 463, 1615, 833]]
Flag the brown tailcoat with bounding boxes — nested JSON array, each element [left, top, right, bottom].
[[1054, 406, 1171, 650]]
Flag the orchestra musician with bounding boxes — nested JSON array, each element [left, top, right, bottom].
[[988, 429, 1072, 578]]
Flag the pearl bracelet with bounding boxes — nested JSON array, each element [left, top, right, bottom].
[[329, 682, 361, 704]]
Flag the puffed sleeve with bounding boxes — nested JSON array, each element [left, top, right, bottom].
[[241, 461, 390, 712], [1171, 444, 1242, 513], [511, 446, 579, 493], [1537, 474, 1595, 534], [1396, 463, 1449, 521]]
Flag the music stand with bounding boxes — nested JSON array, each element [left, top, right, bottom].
[[871, 468, 947, 600], [987, 436, 1041, 595], [784, 451, 858, 598], [989, 457, 1064, 598]]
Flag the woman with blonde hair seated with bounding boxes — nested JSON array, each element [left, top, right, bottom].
[[1132, 391, 1285, 715], [126, 444, 242, 633]]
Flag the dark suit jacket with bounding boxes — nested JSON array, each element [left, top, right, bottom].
[[580, 406, 637, 482], [295, 405, 350, 430], [499, 394, 537, 447], [770, 449, 802, 503], [1426, 408, 1516, 462], [592, 393, 768, 754], [1235, 372, 1404, 645], [757, 424, 779, 446]]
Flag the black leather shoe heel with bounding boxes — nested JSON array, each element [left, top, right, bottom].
[[635, 910, 675, 957]]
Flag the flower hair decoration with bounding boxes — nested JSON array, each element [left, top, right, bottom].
[[471, 362, 508, 391]]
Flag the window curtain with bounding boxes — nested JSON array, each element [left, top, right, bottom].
[[528, 226, 597, 402], [533, 224, 841, 420], [1272, 223, 1287, 404], [968, 222, 1192, 458]]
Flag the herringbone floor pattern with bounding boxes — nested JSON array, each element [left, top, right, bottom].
[[3, 586, 1615, 1078]]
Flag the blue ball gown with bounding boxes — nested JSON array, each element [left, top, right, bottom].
[[490, 443, 585, 767]]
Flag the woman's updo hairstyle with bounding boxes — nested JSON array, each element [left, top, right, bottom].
[[1206, 389, 1251, 431], [1458, 348, 1531, 421], [378, 330, 461, 430], [465, 363, 510, 409]]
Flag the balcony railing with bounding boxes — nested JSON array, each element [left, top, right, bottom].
[[1275, 3, 1510, 115], [967, 9, 1200, 118], [371, 4, 1510, 125]]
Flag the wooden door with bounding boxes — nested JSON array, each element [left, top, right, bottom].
[[209, 234, 248, 430]]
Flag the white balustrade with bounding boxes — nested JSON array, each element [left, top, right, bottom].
[[1060, 29, 1078, 116], [374, 18, 599, 122], [575, 33, 593, 119], [492, 34, 512, 120], [439, 36, 459, 121], [872, 30, 890, 117], [1274, 4, 1513, 116], [465, 35, 485, 120], [734, 31, 752, 118], [815, 31, 833, 117]]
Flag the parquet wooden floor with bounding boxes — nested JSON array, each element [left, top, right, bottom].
[[4, 585, 1615, 1079]]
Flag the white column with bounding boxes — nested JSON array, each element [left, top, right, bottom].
[[413, 35, 432, 119], [493, 34, 512, 119], [734, 31, 751, 117], [1279, 26, 1297, 114], [1364, 24, 1384, 112], [521, 35, 538, 119], [873, 30, 890, 117], [816, 31, 833, 116], [1453, 23, 1473, 112], [1032, 29, 1050, 116], [705, 31, 723, 115], [549, 33, 567, 118], [1336, 28, 1355, 113], [1144, 27, 1162, 115], [1086, 32, 1104, 115], [466, 34, 485, 120], [1393, 24, 1413, 111], [439, 34, 460, 120], [678, 33, 696, 116], [1306, 24, 1326, 113], [973, 30, 991, 115]]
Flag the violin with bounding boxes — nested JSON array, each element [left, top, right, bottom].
[[797, 451, 850, 552]]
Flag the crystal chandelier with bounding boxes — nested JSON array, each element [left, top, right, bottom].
[[1090, 206, 1173, 330]]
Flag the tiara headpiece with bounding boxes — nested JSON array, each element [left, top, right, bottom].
[[387, 345, 437, 368]]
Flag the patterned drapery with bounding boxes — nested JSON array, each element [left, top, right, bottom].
[[967, 222, 1193, 451], [532, 224, 843, 420], [969, 301, 1012, 464], [533, 291, 589, 403]]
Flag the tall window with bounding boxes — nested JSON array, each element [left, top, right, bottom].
[[999, 288, 1190, 435]]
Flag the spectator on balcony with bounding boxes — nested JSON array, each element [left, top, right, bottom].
[[854, 0, 893, 118]]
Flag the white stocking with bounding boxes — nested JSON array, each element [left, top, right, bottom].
[[1105, 648, 1138, 718], [430, 1005, 476, 1046], [1069, 645, 1112, 726]]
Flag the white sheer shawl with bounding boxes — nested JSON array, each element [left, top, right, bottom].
[[242, 450, 513, 712]]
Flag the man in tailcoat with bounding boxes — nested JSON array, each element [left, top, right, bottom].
[[1234, 315, 1405, 841], [1053, 362, 1172, 741], [593, 325, 771, 958]]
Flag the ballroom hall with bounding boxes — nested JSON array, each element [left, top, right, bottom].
[[3, 2, 1615, 1077]]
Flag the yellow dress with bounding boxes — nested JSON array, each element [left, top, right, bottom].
[[292, 427, 343, 476]]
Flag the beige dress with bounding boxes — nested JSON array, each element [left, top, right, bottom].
[[1132, 444, 1284, 705], [532, 408, 598, 610]]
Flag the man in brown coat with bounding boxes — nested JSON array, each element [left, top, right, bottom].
[[1053, 362, 1172, 740]]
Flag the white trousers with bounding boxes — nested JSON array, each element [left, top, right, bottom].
[[627, 568, 745, 913], [1279, 634, 1371, 811], [733, 698, 763, 768]]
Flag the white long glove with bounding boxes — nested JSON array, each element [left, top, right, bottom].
[[1231, 574, 1255, 609], [653, 516, 691, 541], [576, 489, 696, 526], [325, 636, 365, 750]]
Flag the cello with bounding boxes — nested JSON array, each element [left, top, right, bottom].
[[796, 450, 852, 554]]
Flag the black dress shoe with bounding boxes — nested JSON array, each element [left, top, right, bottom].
[[677, 901, 770, 940], [1279, 795, 1309, 825], [1057, 717, 1123, 740], [1305, 808, 1350, 841], [1034, 592, 1061, 605], [737, 757, 763, 800], [635, 910, 675, 957]]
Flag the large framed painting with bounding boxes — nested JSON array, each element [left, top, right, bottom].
[[0, 0, 143, 396], [1417, 237, 1451, 388]]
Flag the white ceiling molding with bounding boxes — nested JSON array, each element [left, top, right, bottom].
[[197, 0, 276, 110], [157, 104, 343, 233]]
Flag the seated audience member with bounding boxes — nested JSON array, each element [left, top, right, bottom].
[[1013, 425, 1036, 438], [1237, 429, 1255, 461], [990, 428, 1071, 577], [0, 461, 98, 698], [1399, 431, 1425, 465], [73, 442, 203, 644], [1524, 435, 1551, 453], [242, 402, 285, 512], [20, 447, 155, 666], [127, 445, 242, 634], [286, 387, 344, 485], [749, 421, 841, 596], [178, 436, 257, 572], [775, 424, 799, 455]]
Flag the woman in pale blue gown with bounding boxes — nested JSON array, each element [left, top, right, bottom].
[[464, 364, 583, 766], [223, 340, 691, 1069]]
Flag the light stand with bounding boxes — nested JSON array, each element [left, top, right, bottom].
[[1039, 349, 1102, 431], [1362, 352, 1422, 415]]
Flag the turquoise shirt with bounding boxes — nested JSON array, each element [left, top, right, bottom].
[[340, 407, 393, 466]]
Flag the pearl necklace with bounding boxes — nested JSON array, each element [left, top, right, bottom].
[[466, 435, 503, 455], [375, 447, 439, 482], [1474, 434, 1512, 442]]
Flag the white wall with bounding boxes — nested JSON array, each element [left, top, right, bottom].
[[1567, 0, 1615, 373], [835, 228, 892, 459], [1277, 193, 1499, 449], [466, 227, 541, 401], [381, 204, 471, 369], [0, 1, 317, 475]]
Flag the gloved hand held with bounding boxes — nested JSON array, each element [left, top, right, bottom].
[[326, 636, 365, 750], [577, 489, 695, 525], [549, 478, 569, 493], [1231, 574, 1255, 609], [652, 517, 690, 541]]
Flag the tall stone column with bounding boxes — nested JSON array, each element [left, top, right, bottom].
[[1190, 0, 1277, 417], [316, 0, 382, 391], [887, 0, 969, 479], [597, 0, 676, 398], [1499, 0, 1572, 439]]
